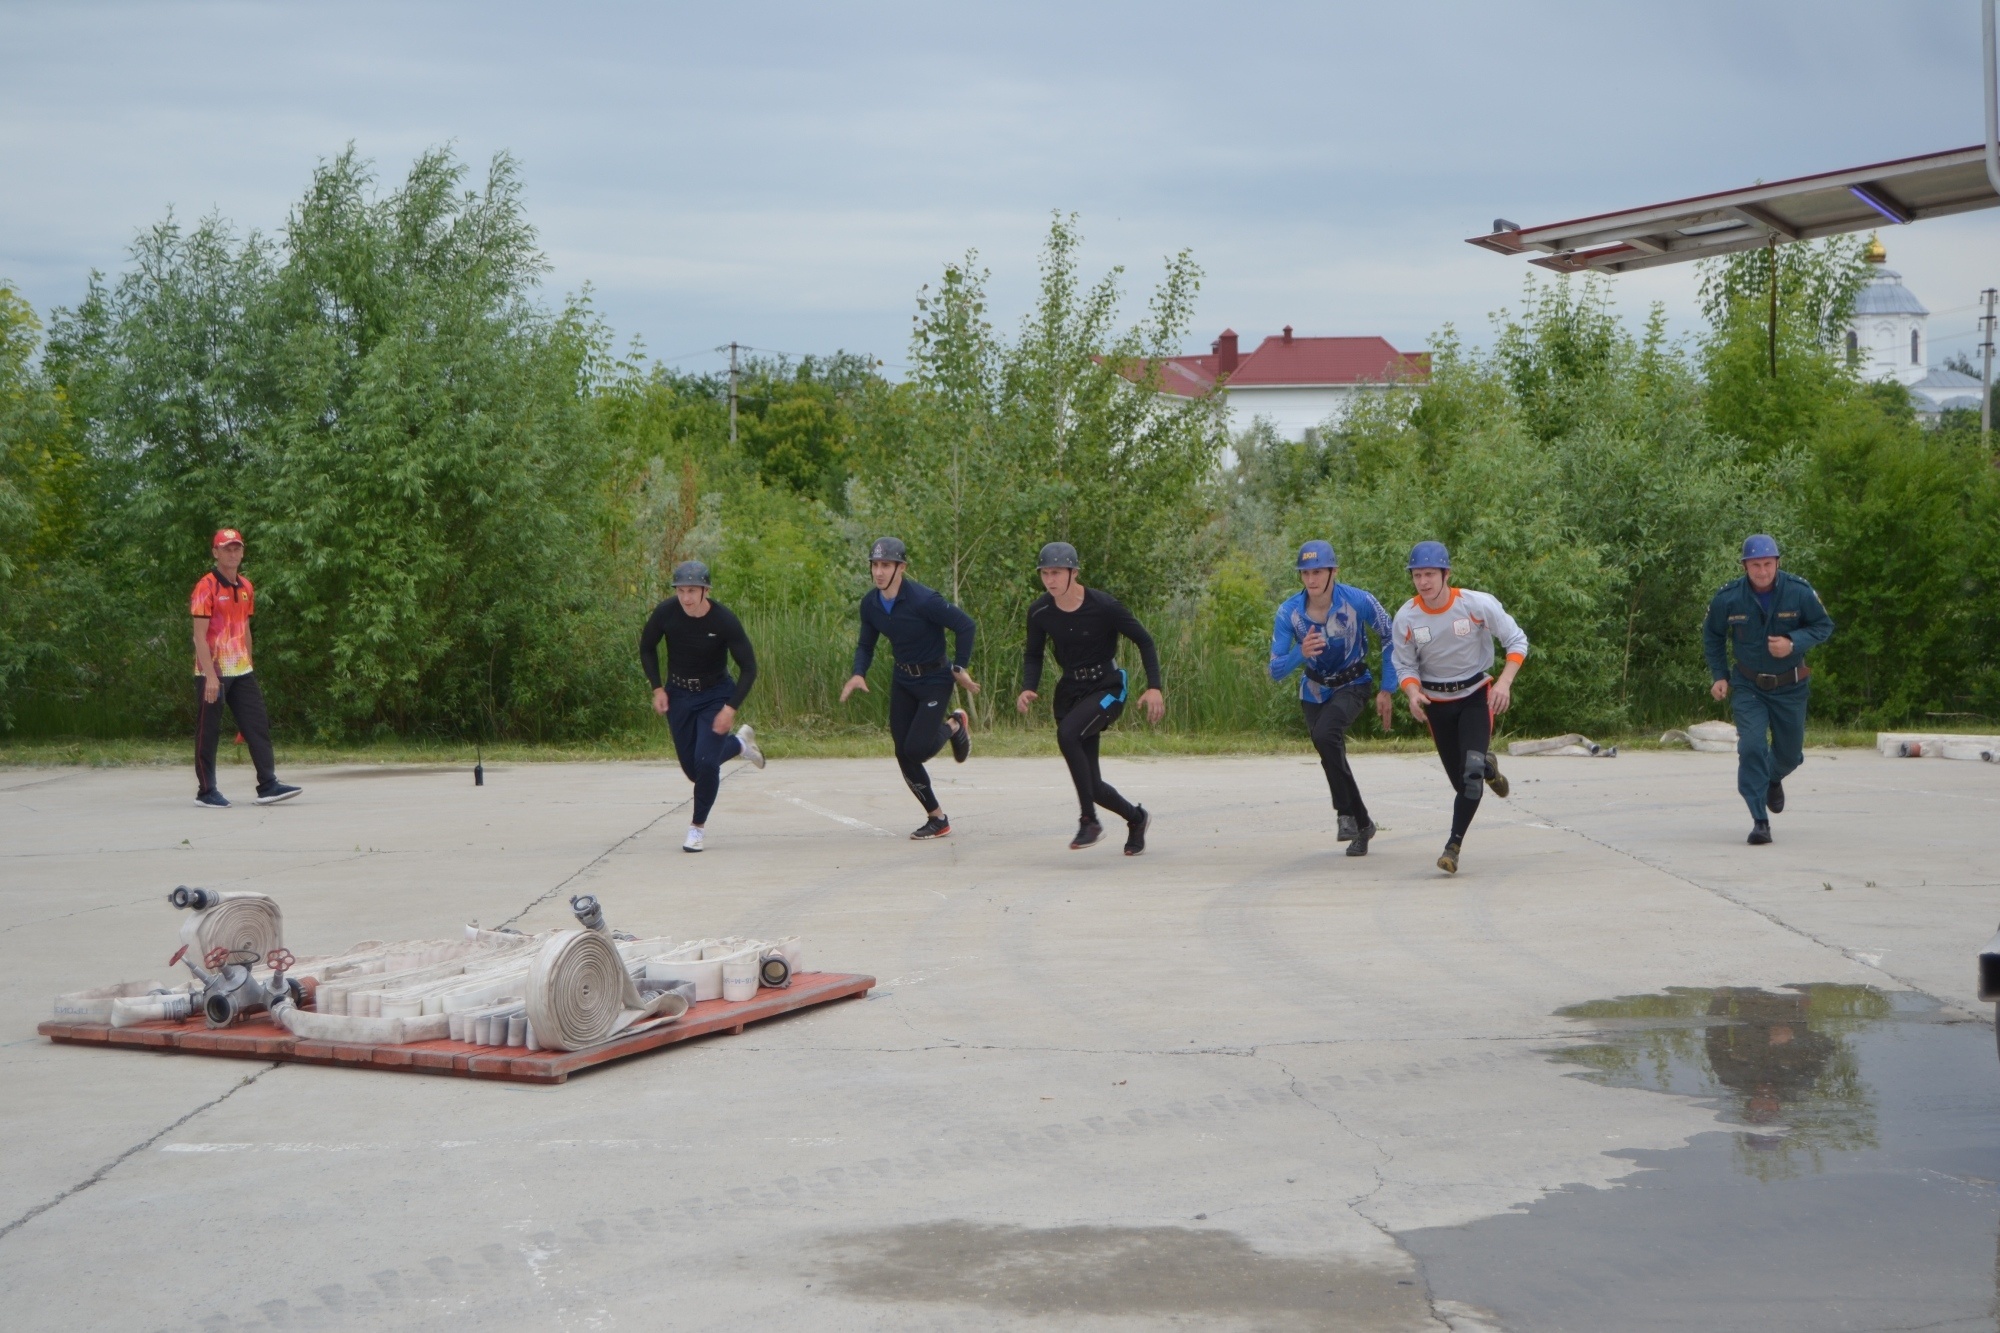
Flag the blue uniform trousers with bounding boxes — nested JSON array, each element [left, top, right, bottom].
[[1730, 674, 1808, 821], [667, 680, 743, 824]]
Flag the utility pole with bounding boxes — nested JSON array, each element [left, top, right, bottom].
[[1766, 239, 1779, 378], [727, 341, 740, 445], [1980, 287, 1996, 448]]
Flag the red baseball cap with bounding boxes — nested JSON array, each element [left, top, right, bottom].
[[212, 528, 245, 550]]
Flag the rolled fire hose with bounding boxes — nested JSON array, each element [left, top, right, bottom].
[[525, 929, 688, 1051], [175, 890, 283, 964]]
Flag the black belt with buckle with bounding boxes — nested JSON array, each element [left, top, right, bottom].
[[1739, 664, 1810, 691], [668, 672, 727, 692], [1064, 659, 1117, 684], [1305, 661, 1368, 691], [1419, 672, 1489, 695], [896, 657, 950, 677]]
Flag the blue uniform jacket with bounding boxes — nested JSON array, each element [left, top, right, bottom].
[[852, 576, 976, 677], [1268, 585, 1396, 703], [1701, 570, 1835, 682]]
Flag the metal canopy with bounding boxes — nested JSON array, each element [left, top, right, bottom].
[[1469, 145, 2000, 274]]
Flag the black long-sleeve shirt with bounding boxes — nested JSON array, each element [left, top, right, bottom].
[[851, 577, 975, 676], [639, 599, 757, 709], [1021, 587, 1163, 692]]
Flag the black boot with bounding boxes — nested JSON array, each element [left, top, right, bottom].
[[1766, 779, 1785, 814], [1747, 820, 1772, 845], [1337, 814, 1358, 842], [1346, 820, 1376, 857], [1070, 818, 1104, 850]]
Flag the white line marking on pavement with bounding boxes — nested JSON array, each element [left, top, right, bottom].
[[769, 791, 894, 836]]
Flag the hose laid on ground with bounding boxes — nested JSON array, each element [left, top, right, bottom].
[[270, 999, 448, 1045], [177, 891, 283, 963], [525, 929, 688, 1051]]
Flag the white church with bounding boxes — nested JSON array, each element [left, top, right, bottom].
[[1846, 237, 1985, 420]]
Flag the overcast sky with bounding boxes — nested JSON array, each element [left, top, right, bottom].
[[4, 1, 1997, 377]]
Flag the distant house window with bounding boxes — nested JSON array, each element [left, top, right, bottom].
[[1910, 329, 1920, 365], [1846, 329, 1857, 354]]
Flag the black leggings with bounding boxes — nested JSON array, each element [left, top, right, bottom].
[[1053, 675, 1138, 824], [194, 673, 277, 795], [1424, 686, 1492, 841], [889, 672, 956, 812], [1301, 683, 1370, 824]]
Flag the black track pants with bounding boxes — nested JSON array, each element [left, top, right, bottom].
[[194, 673, 277, 796], [1423, 686, 1492, 841], [666, 680, 743, 824], [1301, 683, 1371, 825], [1053, 675, 1138, 824], [889, 671, 956, 812]]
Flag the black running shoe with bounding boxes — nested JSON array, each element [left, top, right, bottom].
[[948, 709, 971, 763], [1336, 814, 1358, 843], [1124, 806, 1150, 856], [1766, 779, 1785, 814], [255, 782, 302, 805], [195, 789, 230, 809], [1484, 753, 1509, 798], [1070, 818, 1104, 850], [1437, 838, 1462, 874], [1748, 820, 1772, 845], [911, 815, 951, 840], [1346, 820, 1376, 857]]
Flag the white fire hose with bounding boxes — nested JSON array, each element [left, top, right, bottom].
[[57, 892, 806, 1052]]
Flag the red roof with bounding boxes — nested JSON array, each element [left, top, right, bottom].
[[1158, 333, 1428, 398]]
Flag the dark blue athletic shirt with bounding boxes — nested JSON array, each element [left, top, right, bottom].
[[852, 576, 976, 676]]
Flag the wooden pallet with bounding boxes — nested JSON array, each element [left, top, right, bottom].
[[39, 971, 874, 1085]]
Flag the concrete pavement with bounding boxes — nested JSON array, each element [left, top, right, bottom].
[[1, 747, 1994, 1330]]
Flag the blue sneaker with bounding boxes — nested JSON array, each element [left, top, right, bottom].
[[255, 783, 302, 805], [195, 789, 230, 809]]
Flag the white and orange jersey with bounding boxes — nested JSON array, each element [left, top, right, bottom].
[[1390, 587, 1527, 698]]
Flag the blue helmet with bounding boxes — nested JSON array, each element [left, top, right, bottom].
[[1741, 534, 1780, 561], [1295, 540, 1337, 571], [1407, 540, 1451, 571]]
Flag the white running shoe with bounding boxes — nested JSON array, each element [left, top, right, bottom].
[[683, 825, 705, 853], [736, 724, 765, 770]]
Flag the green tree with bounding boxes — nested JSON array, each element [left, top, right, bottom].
[[1697, 237, 1870, 456], [43, 147, 630, 739], [850, 214, 1226, 705]]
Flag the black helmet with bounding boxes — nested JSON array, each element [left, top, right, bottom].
[[1037, 541, 1080, 571], [869, 537, 908, 564], [670, 560, 711, 588]]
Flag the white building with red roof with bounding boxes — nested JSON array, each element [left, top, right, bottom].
[[1161, 327, 1430, 440]]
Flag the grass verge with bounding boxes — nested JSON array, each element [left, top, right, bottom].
[[0, 720, 1896, 767]]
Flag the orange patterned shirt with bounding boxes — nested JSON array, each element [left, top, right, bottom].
[[190, 571, 255, 677]]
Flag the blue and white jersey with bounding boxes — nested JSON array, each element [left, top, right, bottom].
[[1268, 585, 1396, 703]]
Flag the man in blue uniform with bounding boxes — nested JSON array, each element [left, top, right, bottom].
[[1701, 534, 1835, 846], [1268, 541, 1395, 857], [841, 537, 980, 839]]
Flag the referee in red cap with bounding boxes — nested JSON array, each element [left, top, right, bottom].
[[190, 528, 300, 808]]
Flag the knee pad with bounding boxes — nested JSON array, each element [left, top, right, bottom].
[[1461, 752, 1487, 799]]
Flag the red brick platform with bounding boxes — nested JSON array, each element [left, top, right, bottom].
[[38, 970, 874, 1085]]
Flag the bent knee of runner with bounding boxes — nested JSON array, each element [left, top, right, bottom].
[[1461, 751, 1487, 795]]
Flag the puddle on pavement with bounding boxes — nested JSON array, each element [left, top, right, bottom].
[[813, 1221, 1434, 1330], [1402, 984, 2000, 1332]]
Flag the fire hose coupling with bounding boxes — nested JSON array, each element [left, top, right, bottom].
[[759, 952, 792, 989], [169, 885, 219, 912], [570, 894, 607, 932]]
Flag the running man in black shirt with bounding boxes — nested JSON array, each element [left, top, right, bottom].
[[839, 537, 978, 839], [639, 561, 765, 853], [1016, 542, 1164, 854]]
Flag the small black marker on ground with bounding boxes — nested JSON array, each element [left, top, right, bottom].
[[474, 740, 484, 787]]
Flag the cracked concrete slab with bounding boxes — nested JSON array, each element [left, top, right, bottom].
[[0, 749, 1993, 1330]]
